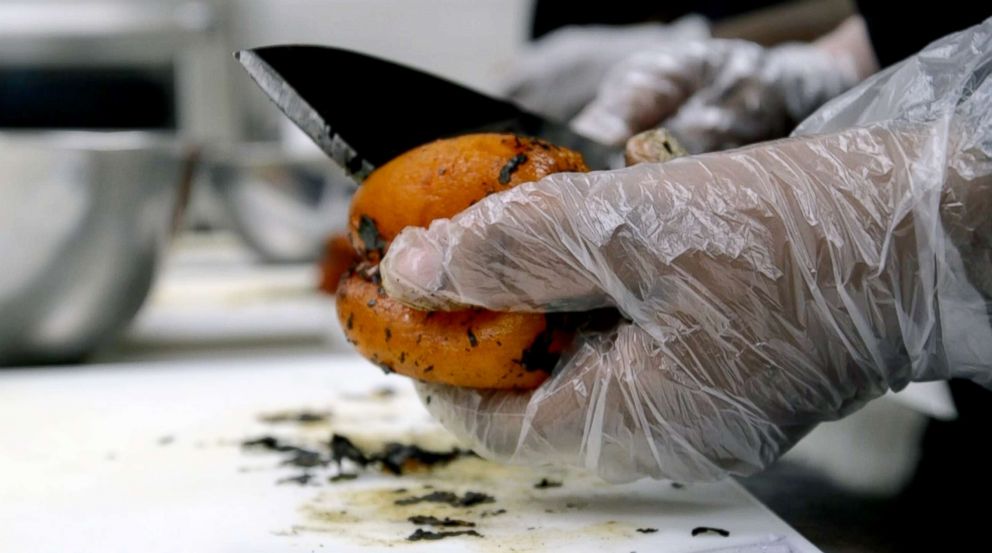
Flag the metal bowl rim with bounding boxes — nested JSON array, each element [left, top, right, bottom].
[[0, 130, 186, 152]]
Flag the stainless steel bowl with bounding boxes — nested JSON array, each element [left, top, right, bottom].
[[0, 131, 194, 365], [206, 143, 355, 263]]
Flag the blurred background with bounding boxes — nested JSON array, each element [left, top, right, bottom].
[[0, 0, 537, 367], [4, 0, 866, 367], [0, 2, 979, 552]]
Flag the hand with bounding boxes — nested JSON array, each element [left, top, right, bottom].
[[381, 19, 992, 482], [502, 17, 709, 122], [570, 32, 862, 153]]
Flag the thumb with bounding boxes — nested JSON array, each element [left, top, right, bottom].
[[380, 172, 611, 312]]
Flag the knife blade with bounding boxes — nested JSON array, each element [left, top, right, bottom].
[[235, 45, 620, 181]]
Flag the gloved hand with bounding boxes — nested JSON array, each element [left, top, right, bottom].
[[502, 17, 709, 122], [381, 19, 992, 482], [571, 17, 874, 153]]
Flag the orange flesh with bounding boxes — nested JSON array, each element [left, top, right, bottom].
[[337, 271, 570, 389], [337, 133, 588, 389]]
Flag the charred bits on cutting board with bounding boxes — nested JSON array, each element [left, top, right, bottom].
[[375, 442, 467, 475], [636, 528, 658, 534], [372, 385, 396, 398], [407, 515, 476, 528], [243, 436, 328, 469], [277, 473, 315, 486], [329, 433, 472, 475], [395, 490, 495, 507], [407, 529, 483, 541], [282, 449, 326, 468], [243, 436, 321, 457], [258, 410, 331, 424], [692, 527, 730, 537], [242, 436, 291, 451], [330, 434, 370, 467], [243, 432, 475, 486], [534, 478, 562, 489], [498, 154, 527, 184]]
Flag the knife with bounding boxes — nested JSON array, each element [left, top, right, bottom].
[[235, 45, 621, 181]]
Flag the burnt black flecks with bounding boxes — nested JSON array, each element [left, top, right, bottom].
[[534, 478, 562, 489], [375, 443, 466, 475], [330, 434, 370, 467], [408, 515, 475, 528], [357, 215, 386, 256], [498, 154, 528, 184], [692, 527, 730, 537], [407, 529, 483, 541], [637, 528, 658, 534], [518, 325, 558, 373], [329, 434, 469, 475], [467, 328, 478, 348], [277, 473, 315, 486], [376, 362, 394, 375], [259, 411, 330, 424], [282, 449, 325, 468], [243, 436, 328, 469], [395, 490, 494, 507], [242, 436, 287, 451]]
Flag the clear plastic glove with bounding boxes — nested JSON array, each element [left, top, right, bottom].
[[381, 19, 992, 482], [502, 17, 709, 122], [570, 20, 869, 153]]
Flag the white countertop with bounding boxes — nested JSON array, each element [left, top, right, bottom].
[[1, 233, 826, 552], [0, 353, 820, 553]]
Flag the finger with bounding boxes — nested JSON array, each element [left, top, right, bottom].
[[570, 43, 714, 145], [380, 172, 614, 312], [416, 323, 790, 482]]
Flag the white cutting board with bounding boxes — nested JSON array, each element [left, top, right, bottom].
[[0, 353, 820, 553]]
